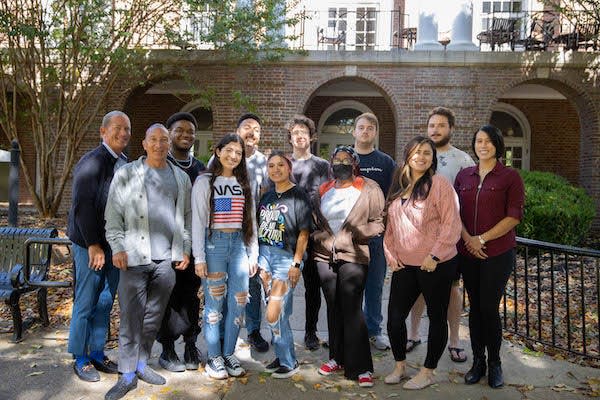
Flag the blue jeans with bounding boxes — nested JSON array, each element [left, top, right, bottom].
[[204, 230, 249, 358], [68, 243, 119, 356], [363, 235, 387, 337], [258, 245, 300, 369], [245, 272, 262, 334]]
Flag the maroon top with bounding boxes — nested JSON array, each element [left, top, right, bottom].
[[454, 162, 525, 258]]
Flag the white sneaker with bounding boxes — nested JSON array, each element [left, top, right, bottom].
[[370, 334, 391, 350], [223, 354, 245, 377], [205, 356, 228, 380]]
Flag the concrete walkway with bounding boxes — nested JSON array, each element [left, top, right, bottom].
[[1, 277, 598, 399]]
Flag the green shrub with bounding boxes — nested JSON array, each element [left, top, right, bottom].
[[517, 170, 595, 246]]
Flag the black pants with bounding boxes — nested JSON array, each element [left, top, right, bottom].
[[317, 261, 372, 380], [157, 262, 201, 345], [302, 239, 321, 335], [460, 249, 514, 363], [387, 257, 457, 369]]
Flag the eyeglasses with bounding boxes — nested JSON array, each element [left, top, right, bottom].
[[332, 159, 353, 166]]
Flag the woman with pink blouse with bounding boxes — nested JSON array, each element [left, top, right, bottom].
[[383, 136, 462, 390]]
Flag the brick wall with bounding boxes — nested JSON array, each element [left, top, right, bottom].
[[502, 98, 580, 185]]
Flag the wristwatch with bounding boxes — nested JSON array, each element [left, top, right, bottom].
[[430, 254, 440, 262], [292, 262, 301, 269], [478, 235, 486, 245]]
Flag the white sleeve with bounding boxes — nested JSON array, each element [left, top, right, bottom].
[[192, 175, 211, 263]]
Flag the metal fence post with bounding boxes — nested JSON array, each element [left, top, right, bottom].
[[9, 139, 20, 226]]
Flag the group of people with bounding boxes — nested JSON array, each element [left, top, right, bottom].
[[67, 106, 524, 400]]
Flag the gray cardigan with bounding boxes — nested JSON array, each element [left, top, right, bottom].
[[105, 157, 192, 266]]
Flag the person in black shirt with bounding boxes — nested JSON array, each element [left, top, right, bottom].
[[158, 112, 206, 372], [258, 151, 311, 378], [287, 115, 331, 350], [352, 112, 396, 351]]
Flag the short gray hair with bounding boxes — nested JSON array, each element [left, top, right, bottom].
[[101, 110, 129, 128]]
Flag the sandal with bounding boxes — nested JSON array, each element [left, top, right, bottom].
[[448, 347, 468, 363], [405, 339, 421, 353]]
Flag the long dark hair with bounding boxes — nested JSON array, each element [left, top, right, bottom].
[[386, 136, 437, 212], [472, 124, 504, 160], [208, 134, 254, 246]]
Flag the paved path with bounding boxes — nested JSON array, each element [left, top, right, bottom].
[[1, 277, 598, 399]]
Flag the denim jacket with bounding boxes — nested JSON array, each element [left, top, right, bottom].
[[105, 157, 192, 266]]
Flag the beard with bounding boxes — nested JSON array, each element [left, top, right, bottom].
[[434, 134, 451, 148]]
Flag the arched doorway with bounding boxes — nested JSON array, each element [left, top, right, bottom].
[[490, 102, 531, 170], [497, 82, 579, 184], [303, 77, 396, 159], [316, 100, 375, 159]]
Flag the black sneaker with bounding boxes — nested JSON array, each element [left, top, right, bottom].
[[136, 366, 166, 385], [105, 375, 137, 400], [184, 342, 201, 370], [73, 361, 100, 382], [247, 330, 269, 353], [223, 354, 245, 377], [159, 343, 185, 372], [205, 356, 228, 380], [272, 361, 300, 379], [265, 358, 280, 373], [304, 332, 320, 351]]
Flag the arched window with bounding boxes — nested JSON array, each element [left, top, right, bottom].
[[181, 102, 213, 161], [490, 102, 530, 170], [317, 100, 374, 159]]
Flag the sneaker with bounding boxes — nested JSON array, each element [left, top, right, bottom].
[[184, 342, 201, 370], [205, 356, 228, 380], [318, 359, 343, 376], [304, 332, 320, 351], [358, 371, 374, 387], [272, 361, 300, 379], [159, 343, 186, 372], [370, 334, 391, 350], [247, 330, 269, 352], [265, 358, 280, 373], [223, 354, 245, 377]]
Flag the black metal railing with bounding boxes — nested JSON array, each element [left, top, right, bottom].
[[141, 9, 414, 51], [477, 10, 600, 51], [502, 237, 600, 359]]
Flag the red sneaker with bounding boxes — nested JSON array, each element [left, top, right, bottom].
[[318, 359, 343, 376], [358, 371, 374, 387]]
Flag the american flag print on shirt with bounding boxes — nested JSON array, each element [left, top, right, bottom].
[[213, 195, 245, 224]]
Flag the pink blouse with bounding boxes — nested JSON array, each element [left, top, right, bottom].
[[384, 174, 462, 267]]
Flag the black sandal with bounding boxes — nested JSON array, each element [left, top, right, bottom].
[[448, 347, 468, 363], [405, 339, 421, 353]]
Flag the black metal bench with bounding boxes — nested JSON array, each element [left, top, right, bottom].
[[0, 227, 71, 342], [477, 17, 519, 51]]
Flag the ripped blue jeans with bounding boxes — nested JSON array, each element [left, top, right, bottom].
[[204, 230, 249, 359], [258, 244, 301, 369]]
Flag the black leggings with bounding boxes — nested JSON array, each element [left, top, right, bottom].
[[460, 249, 514, 363], [387, 257, 457, 369], [302, 239, 321, 335], [317, 261, 372, 380]]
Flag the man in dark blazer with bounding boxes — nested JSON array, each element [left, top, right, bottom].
[[68, 111, 131, 382]]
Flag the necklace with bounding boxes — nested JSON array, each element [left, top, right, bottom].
[[275, 183, 295, 198], [168, 152, 193, 169]]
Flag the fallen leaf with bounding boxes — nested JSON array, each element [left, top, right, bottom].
[[387, 394, 400, 398], [29, 363, 37, 368], [294, 383, 307, 392], [291, 374, 304, 382], [258, 377, 266, 384], [238, 377, 248, 385], [313, 383, 322, 390], [27, 371, 45, 377]]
